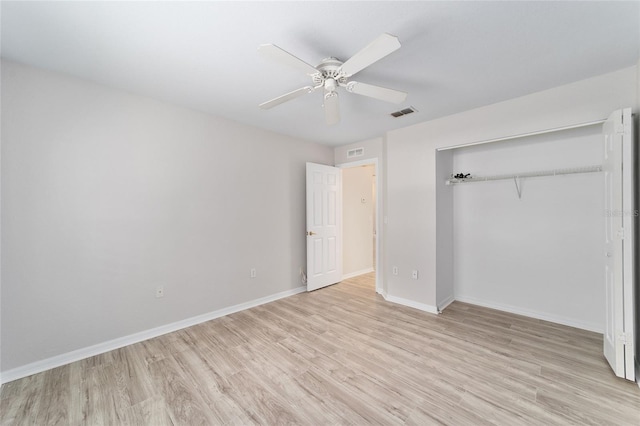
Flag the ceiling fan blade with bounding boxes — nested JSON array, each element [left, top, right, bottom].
[[339, 33, 401, 77], [324, 91, 340, 125], [258, 44, 319, 75], [259, 86, 315, 109], [346, 81, 407, 104]]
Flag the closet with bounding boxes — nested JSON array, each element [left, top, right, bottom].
[[437, 109, 635, 381]]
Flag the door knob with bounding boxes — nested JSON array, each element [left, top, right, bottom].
[[307, 231, 316, 236]]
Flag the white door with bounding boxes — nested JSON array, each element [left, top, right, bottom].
[[306, 162, 342, 291], [603, 108, 635, 381]]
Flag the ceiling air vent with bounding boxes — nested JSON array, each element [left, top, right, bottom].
[[390, 106, 417, 118], [347, 147, 364, 158]]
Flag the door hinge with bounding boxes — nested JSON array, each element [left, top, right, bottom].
[[617, 228, 624, 240], [618, 331, 632, 346]]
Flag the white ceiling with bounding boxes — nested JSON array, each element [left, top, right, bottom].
[[2, 1, 639, 147]]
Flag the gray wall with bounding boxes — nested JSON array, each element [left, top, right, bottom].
[[0, 61, 333, 372], [435, 150, 454, 310]]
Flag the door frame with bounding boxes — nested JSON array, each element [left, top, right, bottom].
[[336, 158, 382, 295]]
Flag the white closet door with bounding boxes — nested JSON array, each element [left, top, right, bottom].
[[602, 108, 635, 381]]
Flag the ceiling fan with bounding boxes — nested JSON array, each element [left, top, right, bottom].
[[258, 33, 407, 125]]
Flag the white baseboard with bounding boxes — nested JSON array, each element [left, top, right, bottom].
[[0, 285, 306, 384], [383, 293, 439, 315], [437, 295, 455, 312], [454, 295, 603, 333], [342, 268, 375, 280]]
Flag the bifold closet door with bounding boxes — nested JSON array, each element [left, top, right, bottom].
[[602, 107, 635, 381]]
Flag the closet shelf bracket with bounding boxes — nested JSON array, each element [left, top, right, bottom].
[[513, 177, 522, 199]]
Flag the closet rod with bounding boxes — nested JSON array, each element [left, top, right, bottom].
[[436, 119, 606, 151], [446, 165, 602, 185]]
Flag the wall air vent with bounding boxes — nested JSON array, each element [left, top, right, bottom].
[[347, 147, 364, 158], [390, 106, 417, 118]]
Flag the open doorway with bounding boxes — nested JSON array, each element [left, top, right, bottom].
[[340, 161, 378, 292]]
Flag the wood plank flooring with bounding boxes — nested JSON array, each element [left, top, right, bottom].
[[2, 273, 640, 425]]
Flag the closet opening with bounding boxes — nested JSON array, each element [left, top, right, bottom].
[[442, 124, 606, 332]]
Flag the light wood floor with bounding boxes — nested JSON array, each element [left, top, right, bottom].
[[2, 273, 640, 425]]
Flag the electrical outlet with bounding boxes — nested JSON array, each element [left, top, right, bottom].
[[156, 286, 164, 298], [250, 268, 257, 278], [392, 266, 399, 276], [412, 270, 419, 279]]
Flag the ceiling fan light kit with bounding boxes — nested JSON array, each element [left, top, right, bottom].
[[258, 33, 408, 125]]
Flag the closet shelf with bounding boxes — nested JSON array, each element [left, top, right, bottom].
[[446, 165, 603, 185]]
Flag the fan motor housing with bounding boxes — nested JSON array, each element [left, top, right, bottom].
[[313, 57, 347, 86]]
